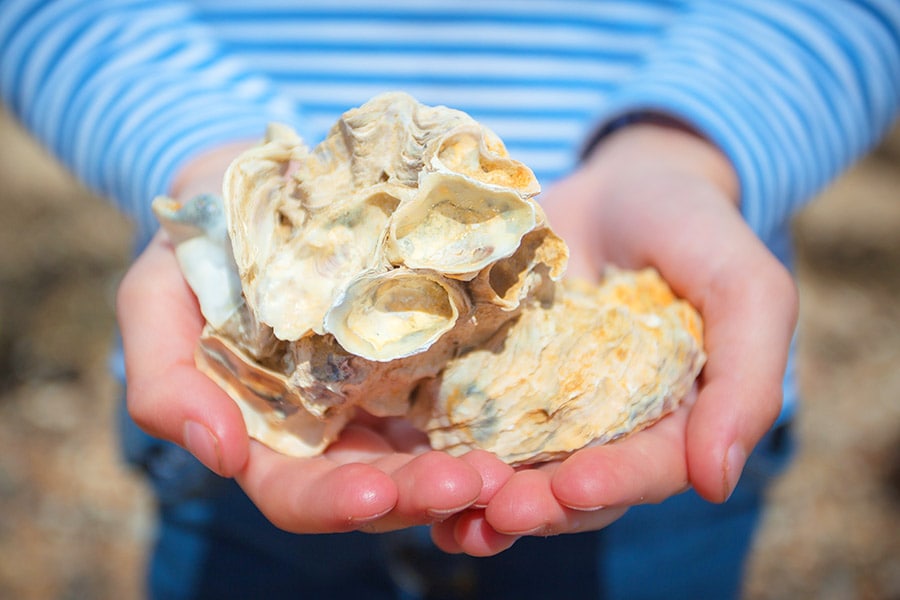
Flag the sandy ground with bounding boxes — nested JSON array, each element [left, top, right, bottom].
[[0, 108, 897, 599]]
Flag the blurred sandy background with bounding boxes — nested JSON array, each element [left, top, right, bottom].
[[0, 107, 897, 599]]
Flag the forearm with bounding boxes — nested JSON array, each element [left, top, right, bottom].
[[584, 118, 740, 208], [0, 0, 301, 240]]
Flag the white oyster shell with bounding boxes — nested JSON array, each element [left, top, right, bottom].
[[386, 171, 537, 277], [152, 92, 705, 464], [323, 268, 469, 362]]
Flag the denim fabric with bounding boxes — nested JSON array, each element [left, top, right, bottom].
[[120, 403, 792, 600]]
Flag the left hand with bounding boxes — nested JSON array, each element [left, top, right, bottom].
[[430, 121, 798, 556]]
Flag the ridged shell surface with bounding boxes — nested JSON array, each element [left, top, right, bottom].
[[152, 92, 705, 463]]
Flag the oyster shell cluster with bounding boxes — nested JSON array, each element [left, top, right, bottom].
[[153, 92, 705, 465]]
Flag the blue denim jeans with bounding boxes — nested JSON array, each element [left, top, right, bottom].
[[119, 402, 793, 600]]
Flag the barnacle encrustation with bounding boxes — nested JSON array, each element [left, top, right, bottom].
[[152, 92, 705, 465]]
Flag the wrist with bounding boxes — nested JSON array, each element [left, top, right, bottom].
[[170, 140, 257, 201], [583, 115, 740, 208]]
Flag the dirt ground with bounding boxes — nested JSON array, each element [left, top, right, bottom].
[[0, 107, 897, 600]]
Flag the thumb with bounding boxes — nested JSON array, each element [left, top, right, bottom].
[[116, 233, 249, 477]]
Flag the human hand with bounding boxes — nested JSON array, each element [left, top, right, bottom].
[[431, 121, 798, 554], [117, 144, 515, 535]]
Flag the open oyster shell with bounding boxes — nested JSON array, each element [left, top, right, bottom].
[[152, 92, 705, 464]]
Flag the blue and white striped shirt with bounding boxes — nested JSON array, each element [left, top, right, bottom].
[[2, 0, 897, 245], [1, 1, 898, 420]]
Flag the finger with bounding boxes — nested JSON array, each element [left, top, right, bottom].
[[429, 515, 465, 554], [550, 399, 692, 510], [685, 249, 797, 501], [431, 510, 520, 557], [484, 466, 626, 537], [323, 421, 397, 462], [354, 449, 512, 532], [236, 441, 398, 533], [460, 450, 516, 508], [237, 427, 487, 535], [364, 451, 484, 531], [368, 449, 514, 533], [117, 234, 249, 476], [425, 451, 517, 555], [372, 416, 433, 454]]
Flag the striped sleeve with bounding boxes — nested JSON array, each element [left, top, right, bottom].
[[0, 0, 304, 240], [592, 0, 900, 242]]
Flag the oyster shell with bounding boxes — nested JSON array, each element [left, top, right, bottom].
[[152, 92, 705, 464], [409, 272, 705, 464], [386, 171, 538, 277], [323, 268, 469, 361]]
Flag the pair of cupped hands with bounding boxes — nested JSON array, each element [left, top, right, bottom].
[[117, 121, 797, 557]]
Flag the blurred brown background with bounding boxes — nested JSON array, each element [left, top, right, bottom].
[[0, 108, 897, 599]]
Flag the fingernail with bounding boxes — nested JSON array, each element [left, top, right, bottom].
[[500, 524, 553, 537], [348, 506, 394, 528], [560, 502, 606, 512], [184, 420, 223, 475], [427, 503, 473, 520], [723, 442, 747, 501]]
